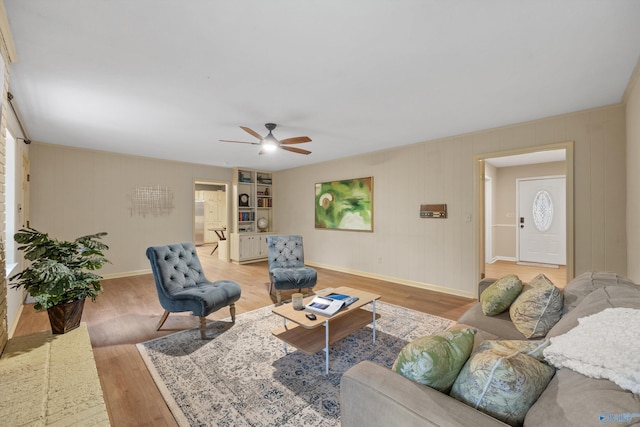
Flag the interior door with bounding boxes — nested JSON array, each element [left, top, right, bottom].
[[517, 177, 566, 265]]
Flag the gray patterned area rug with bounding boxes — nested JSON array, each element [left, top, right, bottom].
[[136, 301, 454, 426]]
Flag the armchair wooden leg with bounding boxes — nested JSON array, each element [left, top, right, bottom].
[[199, 316, 207, 340], [156, 310, 170, 331], [276, 290, 282, 305], [229, 303, 236, 323]]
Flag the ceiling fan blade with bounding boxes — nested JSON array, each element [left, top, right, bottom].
[[219, 139, 260, 145], [240, 126, 263, 140], [280, 136, 312, 145], [281, 146, 312, 155]]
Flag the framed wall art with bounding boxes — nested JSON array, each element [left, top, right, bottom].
[[315, 177, 373, 231]]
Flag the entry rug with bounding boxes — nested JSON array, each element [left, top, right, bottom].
[[137, 302, 454, 426]]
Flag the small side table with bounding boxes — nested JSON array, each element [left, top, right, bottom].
[[208, 228, 226, 255]]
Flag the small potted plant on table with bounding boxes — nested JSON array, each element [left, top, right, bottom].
[[10, 228, 110, 334]]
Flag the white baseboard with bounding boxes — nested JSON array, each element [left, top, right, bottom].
[[305, 261, 474, 299], [489, 256, 517, 263], [516, 261, 560, 269], [101, 269, 151, 280]]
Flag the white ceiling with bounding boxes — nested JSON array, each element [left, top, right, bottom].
[[4, 1, 640, 171]]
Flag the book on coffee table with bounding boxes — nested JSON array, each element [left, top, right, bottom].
[[305, 292, 360, 316], [305, 296, 345, 317], [324, 292, 359, 307]]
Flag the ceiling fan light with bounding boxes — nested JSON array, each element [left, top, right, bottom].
[[262, 132, 279, 151], [263, 142, 278, 152]]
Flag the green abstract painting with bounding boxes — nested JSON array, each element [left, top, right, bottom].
[[315, 177, 373, 231]]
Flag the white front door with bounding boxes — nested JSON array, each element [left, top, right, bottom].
[[517, 177, 566, 265]]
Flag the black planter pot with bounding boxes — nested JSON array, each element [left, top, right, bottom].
[[47, 298, 85, 334]]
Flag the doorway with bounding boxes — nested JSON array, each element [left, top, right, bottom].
[[474, 142, 574, 285], [193, 181, 228, 249]]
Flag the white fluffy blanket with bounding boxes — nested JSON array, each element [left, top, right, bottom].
[[543, 307, 640, 393]]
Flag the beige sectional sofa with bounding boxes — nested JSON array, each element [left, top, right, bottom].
[[341, 272, 640, 427]]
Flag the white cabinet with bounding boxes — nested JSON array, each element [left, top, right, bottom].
[[230, 233, 271, 263]]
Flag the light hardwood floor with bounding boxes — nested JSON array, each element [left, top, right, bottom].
[[13, 247, 476, 426], [485, 260, 567, 288]]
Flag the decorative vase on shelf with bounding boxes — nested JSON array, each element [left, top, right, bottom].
[[257, 217, 268, 232]]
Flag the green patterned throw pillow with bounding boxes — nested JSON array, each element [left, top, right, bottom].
[[510, 274, 563, 338], [475, 339, 550, 361], [392, 328, 476, 392], [450, 341, 556, 427], [480, 274, 523, 316]]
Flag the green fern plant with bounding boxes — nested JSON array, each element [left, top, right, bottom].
[[10, 228, 110, 310]]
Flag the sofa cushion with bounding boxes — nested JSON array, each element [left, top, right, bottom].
[[509, 274, 563, 338], [447, 323, 500, 352], [457, 304, 527, 340], [480, 275, 523, 316], [450, 340, 556, 427], [547, 284, 640, 338], [392, 328, 475, 392], [563, 271, 636, 312], [525, 368, 640, 427]]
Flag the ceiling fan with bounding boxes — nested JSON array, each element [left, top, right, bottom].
[[220, 123, 312, 155]]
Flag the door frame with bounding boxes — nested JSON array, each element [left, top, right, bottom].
[[485, 176, 492, 263], [473, 141, 574, 285]]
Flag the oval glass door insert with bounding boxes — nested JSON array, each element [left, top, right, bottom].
[[532, 190, 553, 232]]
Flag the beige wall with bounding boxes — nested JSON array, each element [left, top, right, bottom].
[[492, 161, 566, 261], [626, 63, 640, 283], [26, 105, 629, 298], [275, 105, 627, 297], [29, 144, 232, 276]]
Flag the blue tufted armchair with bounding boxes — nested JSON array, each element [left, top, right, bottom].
[[266, 235, 317, 304], [146, 242, 242, 339]]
